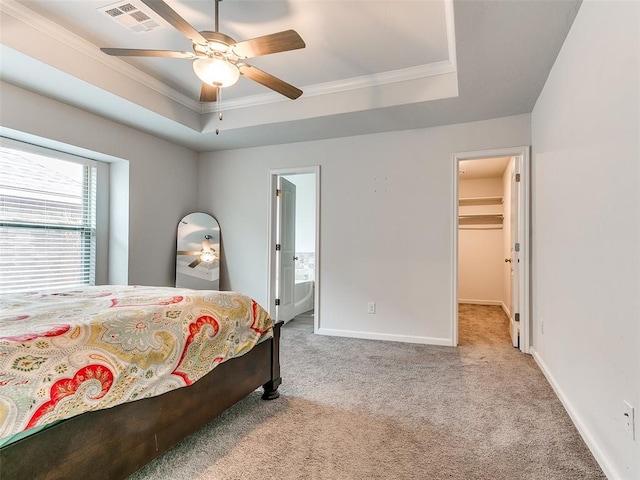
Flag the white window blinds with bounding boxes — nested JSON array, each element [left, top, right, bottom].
[[0, 144, 97, 294]]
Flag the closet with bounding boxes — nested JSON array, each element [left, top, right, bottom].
[[457, 157, 512, 310], [459, 195, 503, 226]]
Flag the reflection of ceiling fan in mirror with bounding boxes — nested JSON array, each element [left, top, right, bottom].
[[177, 235, 219, 268], [100, 0, 306, 106]]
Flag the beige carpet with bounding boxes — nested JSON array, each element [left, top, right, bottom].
[[129, 304, 605, 479]]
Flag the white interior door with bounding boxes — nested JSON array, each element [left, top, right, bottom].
[[276, 177, 296, 322], [509, 156, 522, 348]]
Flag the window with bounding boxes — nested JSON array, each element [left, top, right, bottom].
[[0, 143, 97, 294]]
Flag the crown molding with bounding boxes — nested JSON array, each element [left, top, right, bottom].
[[203, 60, 457, 113], [444, 0, 457, 69], [0, 0, 200, 111], [205, 0, 458, 114], [3, 0, 458, 117]]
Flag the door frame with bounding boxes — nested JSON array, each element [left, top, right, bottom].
[[267, 166, 321, 330], [452, 146, 530, 353]]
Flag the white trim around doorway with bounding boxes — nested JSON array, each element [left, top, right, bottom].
[[267, 166, 321, 332], [452, 146, 531, 353]]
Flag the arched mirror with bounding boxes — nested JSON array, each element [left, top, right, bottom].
[[176, 212, 221, 290]]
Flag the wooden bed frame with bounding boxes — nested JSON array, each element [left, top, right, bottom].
[[0, 321, 282, 480]]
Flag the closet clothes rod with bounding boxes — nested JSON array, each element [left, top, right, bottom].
[[459, 225, 503, 230]]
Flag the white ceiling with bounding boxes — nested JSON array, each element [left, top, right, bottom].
[[0, 0, 582, 152], [459, 156, 510, 180]]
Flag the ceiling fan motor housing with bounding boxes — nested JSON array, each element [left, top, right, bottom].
[[194, 31, 239, 57]]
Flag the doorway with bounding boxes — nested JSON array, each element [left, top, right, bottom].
[[267, 167, 320, 330], [452, 147, 530, 353]]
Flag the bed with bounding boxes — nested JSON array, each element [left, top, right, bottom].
[[0, 285, 282, 479]]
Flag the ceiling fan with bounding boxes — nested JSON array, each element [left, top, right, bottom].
[[100, 0, 305, 105], [177, 235, 218, 268]]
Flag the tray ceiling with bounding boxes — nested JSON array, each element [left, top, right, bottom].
[[0, 0, 581, 151]]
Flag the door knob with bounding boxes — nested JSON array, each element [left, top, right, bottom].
[[294, 256, 299, 261], [505, 258, 511, 263]]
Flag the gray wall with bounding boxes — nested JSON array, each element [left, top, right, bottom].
[[0, 82, 199, 286], [282, 173, 316, 254], [198, 114, 530, 345], [531, 2, 639, 478]]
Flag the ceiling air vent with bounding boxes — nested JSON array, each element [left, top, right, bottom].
[[98, 1, 166, 34]]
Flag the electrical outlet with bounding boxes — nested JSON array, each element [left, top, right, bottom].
[[623, 401, 635, 440], [367, 302, 376, 314]]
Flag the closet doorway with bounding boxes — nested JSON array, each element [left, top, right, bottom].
[[452, 147, 530, 353], [267, 167, 320, 331]]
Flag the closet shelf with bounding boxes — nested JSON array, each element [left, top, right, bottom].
[[459, 196, 503, 206], [459, 214, 503, 226]]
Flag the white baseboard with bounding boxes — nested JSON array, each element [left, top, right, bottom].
[[458, 299, 502, 306], [531, 347, 618, 480], [316, 328, 452, 346], [500, 301, 510, 318]]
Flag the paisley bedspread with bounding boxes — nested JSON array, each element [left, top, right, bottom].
[[0, 285, 273, 443]]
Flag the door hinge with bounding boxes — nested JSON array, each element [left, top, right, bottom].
[[514, 313, 520, 322], [275, 244, 281, 251], [515, 242, 520, 252], [515, 173, 521, 182], [275, 299, 280, 306], [276, 189, 282, 197]]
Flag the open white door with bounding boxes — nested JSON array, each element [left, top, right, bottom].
[[276, 177, 296, 322], [509, 156, 522, 348]]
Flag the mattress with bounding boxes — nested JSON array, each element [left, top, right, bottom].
[[0, 285, 273, 444]]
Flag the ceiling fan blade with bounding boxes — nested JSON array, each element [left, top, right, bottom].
[[200, 84, 218, 102], [177, 250, 201, 256], [140, 0, 209, 46], [188, 257, 203, 268], [232, 30, 305, 59], [239, 64, 302, 99], [100, 48, 196, 58]]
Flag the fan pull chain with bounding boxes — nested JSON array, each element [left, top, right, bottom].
[[215, 0, 221, 136], [215, 86, 222, 135]]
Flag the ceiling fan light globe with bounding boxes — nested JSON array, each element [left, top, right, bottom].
[[200, 250, 217, 263], [193, 57, 239, 87]]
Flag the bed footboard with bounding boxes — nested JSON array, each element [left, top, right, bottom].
[[0, 321, 283, 480]]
